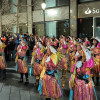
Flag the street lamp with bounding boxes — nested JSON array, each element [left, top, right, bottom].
[[41, 3, 46, 36]]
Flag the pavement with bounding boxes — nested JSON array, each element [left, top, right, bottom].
[[0, 58, 99, 100]]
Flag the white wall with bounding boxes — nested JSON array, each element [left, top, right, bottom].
[[33, 6, 69, 22]]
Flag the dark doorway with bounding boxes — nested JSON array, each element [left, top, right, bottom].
[[77, 17, 93, 38]]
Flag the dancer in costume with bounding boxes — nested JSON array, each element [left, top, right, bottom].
[[0, 39, 6, 79], [38, 43, 63, 100], [31, 41, 46, 87], [53, 38, 59, 49], [91, 38, 100, 86], [15, 39, 29, 85], [68, 44, 76, 73], [69, 44, 97, 100], [57, 37, 68, 87]]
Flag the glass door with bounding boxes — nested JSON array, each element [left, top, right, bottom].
[[93, 17, 100, 37]]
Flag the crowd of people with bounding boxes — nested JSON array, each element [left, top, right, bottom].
[[0, 34, 100, 100]]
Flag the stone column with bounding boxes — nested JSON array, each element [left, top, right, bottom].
[[27, 0, 32, 34], [70, 0, 77, 37]]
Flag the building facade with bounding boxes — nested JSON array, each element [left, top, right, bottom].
[[0, 0, 100, 38]]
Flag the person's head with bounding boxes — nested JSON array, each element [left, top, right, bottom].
[[93, 39, 98, 45], [77, 45, 82, 51], [47, 45, 52, 55], [20, 40, 25, 46], [85, 37, 89, 42]]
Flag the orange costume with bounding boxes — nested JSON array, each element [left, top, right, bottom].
[[15, 42, 28, 74], [0, 42, 6, 70]]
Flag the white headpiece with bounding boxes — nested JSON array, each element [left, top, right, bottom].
[[37, 42, 42, 49], [49, 46, 57, 53], [82, 45, 91, 61], [76, 61, 82, 68]]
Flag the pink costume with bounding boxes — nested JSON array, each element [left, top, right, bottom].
[[58, 44, 68, 70], [31, 43, 45, 76], [15, 42, 28, 74], [91, 42, 100, 77], [68, 44, 76, 73], [69, 48, 96, 100], [39, 45, 63, 99], [41, 53, 62, 99]]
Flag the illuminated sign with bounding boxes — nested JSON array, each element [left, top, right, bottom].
[[85, 8, 100, 14]]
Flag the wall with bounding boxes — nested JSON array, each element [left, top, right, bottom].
[[2, 13, 27, 25], [1, 6, 69, 25], [33, 6, 69, 22]]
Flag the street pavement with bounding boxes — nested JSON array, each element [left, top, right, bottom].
[[0, 59, 99, 100]]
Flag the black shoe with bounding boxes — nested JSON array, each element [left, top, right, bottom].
[[3, 75, 6, 80], [24, 81, 29, 85], [18, 79, 23, 83]]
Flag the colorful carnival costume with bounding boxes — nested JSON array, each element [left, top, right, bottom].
[[38, 45, 63, 100], [69, 45, 97, 100], [31, 42, 46, 86], [91, 42, 100, 85], [0, 40, 6, 79], [15, 40, 29, 84], [68, 44, 76, 73], [57, 40, 68, 87]]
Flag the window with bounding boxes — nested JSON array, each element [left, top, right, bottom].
[[46, 22, 57, 37], [77, 18, 93, 38], [45, 0, 69, 8], [57, 20, 69, 38], [57, 0, 69, 6], [33, 23, 45, 36], [96, 18, 100, 27], [19, 0, 27, 13], [11, 0, 17, 13], [94, 17, 100, 37], [32, 0, 69, 10], [46, 0, 56, 8]]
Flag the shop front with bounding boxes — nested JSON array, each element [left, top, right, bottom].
[[78, 1, 100, 38]]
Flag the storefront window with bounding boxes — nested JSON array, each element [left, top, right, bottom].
[[46, 22, 57, 37], [77, 18, 93, 38], [33, 20, 69, 38], [57, 20, 69, 38], [33, 23, 45, 36], [94, 17, 100, 37]]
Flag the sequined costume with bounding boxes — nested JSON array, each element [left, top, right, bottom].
[[69, 45, 97, 100], [38, 46, 63, 100]]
